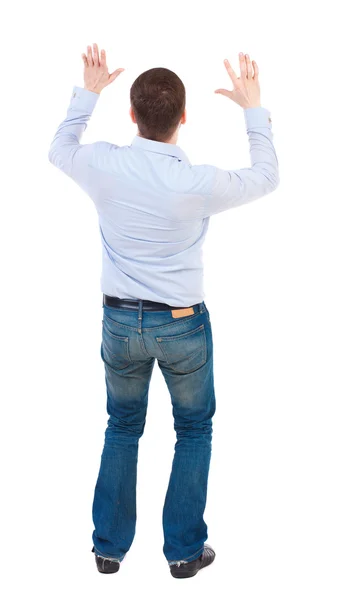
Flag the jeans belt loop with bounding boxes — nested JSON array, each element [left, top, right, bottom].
[[138, 299, 143, 332]]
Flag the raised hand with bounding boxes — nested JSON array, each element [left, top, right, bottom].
[[215, 52, 261, 109], [81, 43, 125, 95]]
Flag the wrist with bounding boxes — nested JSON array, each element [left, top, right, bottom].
[[84, 86, 101, 95], [243, 103, 261, 109]]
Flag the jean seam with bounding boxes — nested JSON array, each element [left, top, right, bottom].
[[138, 332, 151, 357], [156, 323, 204, 342], [93, 545, 126, 562], [167, 545, 204, 565]]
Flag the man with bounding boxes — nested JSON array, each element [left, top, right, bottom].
[[48, 43, 279, 579]]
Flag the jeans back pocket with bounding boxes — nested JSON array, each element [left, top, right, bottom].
[[101, 319, 131, 370], [156, 323, 206, 374]]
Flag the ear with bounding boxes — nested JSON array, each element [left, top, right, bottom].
[[129, 106, 137, 123], [181, 108, 187, 125]]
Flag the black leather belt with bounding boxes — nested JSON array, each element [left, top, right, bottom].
[[103, 294, 199, 312]]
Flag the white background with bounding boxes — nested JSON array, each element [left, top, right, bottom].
[[2, 0, 357, 598]]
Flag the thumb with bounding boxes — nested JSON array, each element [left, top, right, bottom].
[[214, 88, 232, 99], [109, 68, 125, 84]]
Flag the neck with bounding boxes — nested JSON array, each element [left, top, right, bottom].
[[137, 131, 179, 145]]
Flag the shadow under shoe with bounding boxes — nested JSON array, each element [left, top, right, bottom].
[[169, 543, 216, 579], [92, 546, 120, 574]]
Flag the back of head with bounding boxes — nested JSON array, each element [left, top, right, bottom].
[[130, 67, 186, 143]]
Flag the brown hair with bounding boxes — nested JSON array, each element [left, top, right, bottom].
[[130, 67, 186, 142]]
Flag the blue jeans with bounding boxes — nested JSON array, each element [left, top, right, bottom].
[[91, 298, 216, 565]]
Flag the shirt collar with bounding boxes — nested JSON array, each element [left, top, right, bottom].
[[131, 135, 190, 164]]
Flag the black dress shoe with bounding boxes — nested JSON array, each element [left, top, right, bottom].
[[92, 546, 120, 573], [169, 543, 216, 579]]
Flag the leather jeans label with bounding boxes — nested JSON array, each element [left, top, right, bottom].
[[171, 307, 195, 318]]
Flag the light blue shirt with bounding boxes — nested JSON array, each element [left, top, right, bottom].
[[48, 86, 279, 306]]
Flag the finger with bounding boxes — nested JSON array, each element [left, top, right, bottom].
[[224, 59, 239, 87], [108, 68, 126, 84], [92, 43, 100, 66], [252, 60, 259, 79], [100, 48, 107, 68], [81, 53, 88, 67], [214, 88, 232, 99], [239, 52, 247, 78], [245, 54, 253, 79], [87, 45, 94, 66]]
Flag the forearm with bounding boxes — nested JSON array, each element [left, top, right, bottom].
[[198, 106, 279, 218], [48, 86, 100, 174], [243, 106, 279, 190]]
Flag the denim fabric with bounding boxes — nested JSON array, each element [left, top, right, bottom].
[[91, 298, 216, 564]]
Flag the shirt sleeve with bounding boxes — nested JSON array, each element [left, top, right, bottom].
[[192, 106, 279, 218], [47, 86, 111, 182]]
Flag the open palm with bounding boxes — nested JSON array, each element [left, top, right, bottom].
[[82, 43, 125, 95], [215, 52, 261, 109]]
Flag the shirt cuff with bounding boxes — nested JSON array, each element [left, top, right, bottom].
[[244, 106, 272, 130], [70, 85, 100, 113]]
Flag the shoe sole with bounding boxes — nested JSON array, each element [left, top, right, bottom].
[[170, 546, 215, 578], [170, 558, 214, 578], [170, 567, 201, 578]]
